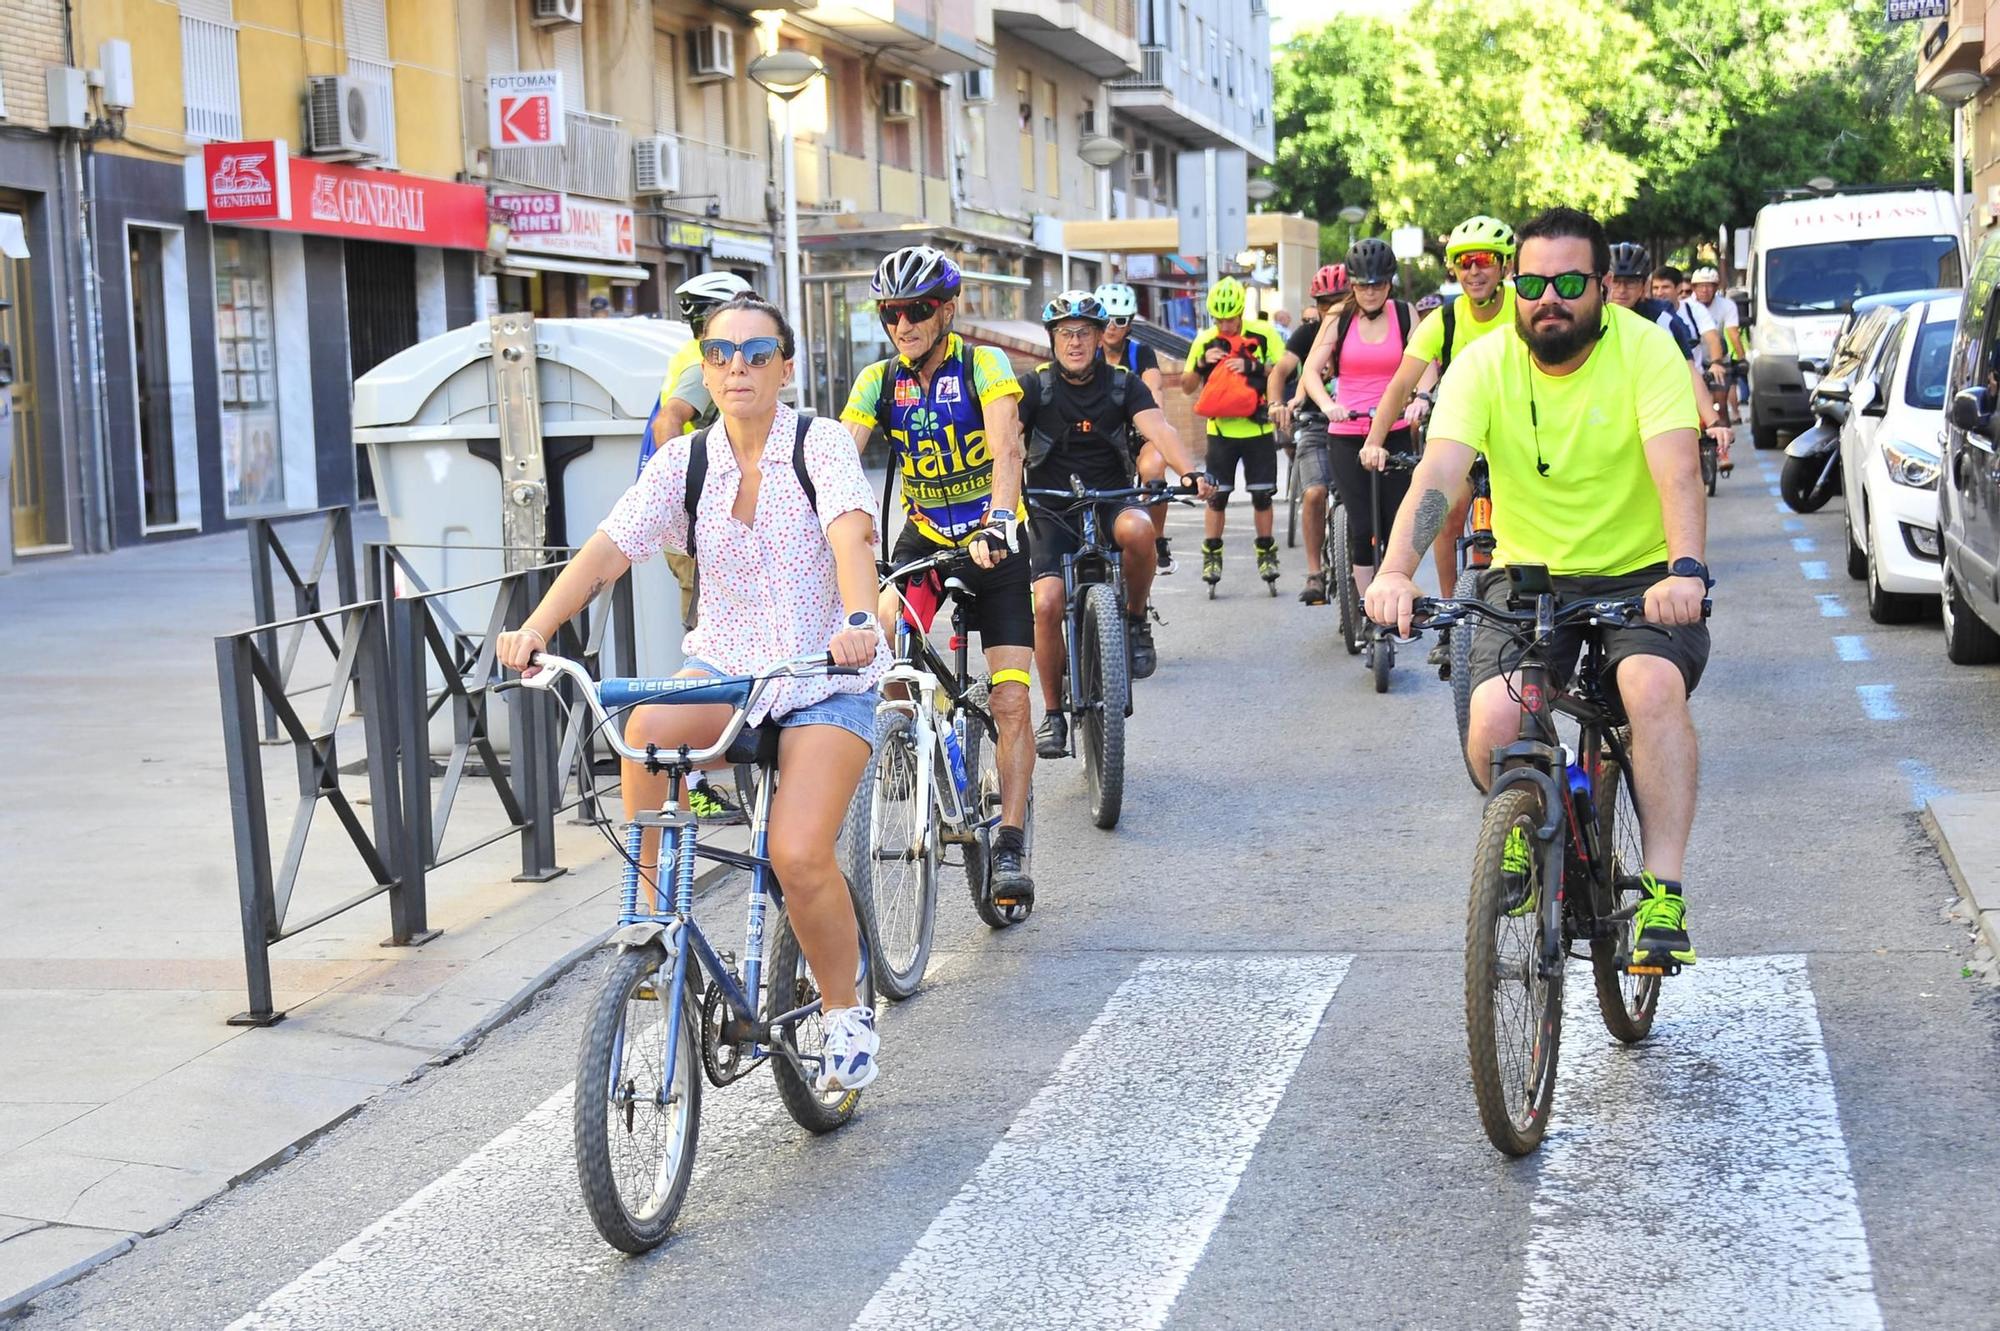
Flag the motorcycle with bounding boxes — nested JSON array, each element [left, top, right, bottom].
[[1780, 363, 1850, 514]]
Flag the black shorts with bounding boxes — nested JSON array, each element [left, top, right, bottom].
[[890, 523, 1035, 650], [1463, 564, 1710, 705], [1203, 431, 1279, 495], [1029, 504, 1149, 581]]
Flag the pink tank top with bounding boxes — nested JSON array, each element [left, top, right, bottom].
[[1330, 310, 1407, 437]]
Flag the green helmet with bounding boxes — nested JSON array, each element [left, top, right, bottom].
[[1445, 215, 1517, 261], [1206, 276, 1247, 319]]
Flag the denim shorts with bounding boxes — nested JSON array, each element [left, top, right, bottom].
[[685, 658, 878, 748]]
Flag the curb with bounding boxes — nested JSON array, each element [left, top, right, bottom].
[[1921, 802, 2000, 963], [2, 850, 743, 1320]]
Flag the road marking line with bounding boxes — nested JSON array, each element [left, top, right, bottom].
[[1832, 635, 1871, 662], [229, 1061, 787, 1328], [1782, 518, 1805, 533], [1519, 955, 1882, 1331], [1768, 484, 1783, 497], [1856, 684, 1902, 721], [1801, 561, 1829, 581], [849, 955, 1351, 1331], [1774, 501, 1792, 514], [1816, 594, 1849, 618], [1899, 758, 1952, 809], [1792, 537, 1817, 553]]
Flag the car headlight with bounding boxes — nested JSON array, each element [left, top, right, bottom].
[[1883, 438, 1942, 488], [1758, 322, 1798, 357]]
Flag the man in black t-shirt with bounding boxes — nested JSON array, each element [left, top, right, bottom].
[[1023, 291, 1211, 756]]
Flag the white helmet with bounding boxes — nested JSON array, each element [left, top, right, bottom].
[[1095, 282, 1139, 319], [675, 271, 753, 323], [1691, 266, 1720, 285]]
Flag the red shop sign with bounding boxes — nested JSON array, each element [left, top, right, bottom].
[[202, 141, 490, 251]]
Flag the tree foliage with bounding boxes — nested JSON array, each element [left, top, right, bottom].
[[1270, 0, 1950, 255]]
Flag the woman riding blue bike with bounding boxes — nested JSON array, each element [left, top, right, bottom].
[[496, 294, 890, 1093]]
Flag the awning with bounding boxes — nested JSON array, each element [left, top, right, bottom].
[[498, 253, 650, 285], [710, 235, 774, 266], [0, 214, 28, 259]]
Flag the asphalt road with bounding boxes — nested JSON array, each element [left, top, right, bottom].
[[25, 444, 2000, 1331]]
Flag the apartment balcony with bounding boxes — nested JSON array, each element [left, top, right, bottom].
[[1912, 0, 1981, 83], [673, 135, 769, 227], [796, 146, 951, 221], [992, 0, 1138, 79], [1110, 46, 1271, 162], [807, 0, 991, 74], [492, 111, 632, 201]]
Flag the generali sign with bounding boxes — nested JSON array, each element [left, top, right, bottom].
[[495, 193, 636, 262], [200, 141, 490, 251]]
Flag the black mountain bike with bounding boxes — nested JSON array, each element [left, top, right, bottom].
[[1449, 455, 1496, 779], [1409, 570, 1708, 1156], [1329, 436, 1421, 693], [1025, 479, 1193, 829]]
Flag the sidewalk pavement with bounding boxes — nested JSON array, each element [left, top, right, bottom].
[[0, 516, 742, 1316], [1924, 794, 2000, 970]]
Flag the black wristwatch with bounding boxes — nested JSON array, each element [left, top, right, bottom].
[[1669, 557, 1713, 588]]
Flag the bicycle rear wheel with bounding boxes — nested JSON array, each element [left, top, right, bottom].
[[574, 944, 701, 1253], [1590, 750, 1661, 1043], [959, 684, 1029, 928], [1286, 448, 1302, 547], [864, 708, 937, 1002], [766, 872, 879, 1133], [1451, 564, 1483, 788], [1331, 504, 1361, 655], [1466, 786, 1563, 1156], [1080, 582, 1129, 829]]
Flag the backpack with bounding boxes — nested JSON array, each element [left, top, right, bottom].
[[1025, 363, 1136, 475], [1438, 298, 1457, 373], [683, 413, 818, 565], [1635, 297, 1699, 360], [1193, 333, 1266, 419], [1327, 300, 1414, 379]]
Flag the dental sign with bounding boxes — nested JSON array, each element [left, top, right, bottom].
[[1888, 0, 1946, 20]]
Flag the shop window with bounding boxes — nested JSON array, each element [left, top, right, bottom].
[[213, 228, 288, 516]]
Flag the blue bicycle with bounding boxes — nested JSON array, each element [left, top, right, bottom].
[[514, 652, 876, 1252]]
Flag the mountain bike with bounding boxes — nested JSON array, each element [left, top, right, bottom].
[[1450, 454, 1496, 782], [1326, 426, 1420, 693], [1408, 574, 1707, 1157], [1025, 479, 1195, 829], [510, 653, 877, 1252], [866, 548, 1027, 985]]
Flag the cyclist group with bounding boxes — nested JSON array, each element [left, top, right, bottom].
[[497, 201, 1726, 1095]]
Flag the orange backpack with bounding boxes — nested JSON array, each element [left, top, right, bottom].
[[1193, 333, 1265, 420]]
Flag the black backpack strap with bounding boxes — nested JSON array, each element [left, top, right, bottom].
[[683, 423, 713, 561], [791, 413, 818, 517], [1393, 300, 1412, 348], [1329, 309, 1357, 380], [1439, 297, 1457, 374]]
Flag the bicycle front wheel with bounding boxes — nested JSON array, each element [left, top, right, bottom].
[[1286, 449, 1302, 547], [1450, 564, 1482, 788], [1590, 750, 1661, 1043], [574, 944, 701, 1253], [1080, 582, 1128, 829], [864, 708, 937, 1002], [766, 872, 879, 1134], [1331, 504, 1360, 656], [1466, 786, 1562, 1156], [1700, 440, 1719, 496]]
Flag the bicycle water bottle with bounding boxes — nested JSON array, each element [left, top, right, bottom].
[[942, 722, 970, 793], [1565, 757, 1595, 831]]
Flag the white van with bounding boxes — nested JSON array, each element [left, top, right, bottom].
[[1747, 187, 1963, 451]]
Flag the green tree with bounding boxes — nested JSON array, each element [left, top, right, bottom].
[[1268, 17, 1402, 237]]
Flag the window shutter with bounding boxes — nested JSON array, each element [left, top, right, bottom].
[[344, 0, 389, 61], [653, 30, 677, 134], [179, 0, 242, 141], [553, 26, 585, 113], [486, 0, 517, 75]]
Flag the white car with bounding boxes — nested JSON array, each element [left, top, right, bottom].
[[1838, 294, 1957, 622]]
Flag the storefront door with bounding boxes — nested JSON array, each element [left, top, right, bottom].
[[344, 240, 417, 500], [129, 224, 200, 531], [2, 202, 60, 553]]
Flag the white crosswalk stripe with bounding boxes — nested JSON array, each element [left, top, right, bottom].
[[1518, 954, 1882, 1330], [847, 954, 1352, 1331]]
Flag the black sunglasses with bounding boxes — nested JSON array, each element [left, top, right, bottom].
[[699, 336, 784, 368], [1514, 270, 1598, 301], [879, 298, 942, 328]]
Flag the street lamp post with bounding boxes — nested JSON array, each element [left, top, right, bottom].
[[1926, 70, 1987, 255], [748, 50, 826, 347], [1337, 203, 1366, 252], [1075, 133, 1126, 291]]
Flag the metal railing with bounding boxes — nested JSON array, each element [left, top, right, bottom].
[[181, 14, 243, 141], [493, 111, 633, 200], [248, 507, 359, 742], [675, 134, 769, 225], [1109, 45, 1168, 89]]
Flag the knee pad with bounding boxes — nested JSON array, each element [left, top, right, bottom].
[[1250, 491, 1275, 513], [1206, 491, 1231, 513]]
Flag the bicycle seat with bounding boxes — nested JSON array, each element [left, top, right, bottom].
[[724, 720, 781, 767], [943, 575, 977, 600]]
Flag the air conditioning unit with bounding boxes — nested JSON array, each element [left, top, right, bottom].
[[962, 68, 993, 103], [303, 75, 389, 161], [634, 135, 682, 195], [883, 78, 918, 121], [690, 24, 736, 81], [530, 0, 581, 26], [1128, 148, 1153, 178]]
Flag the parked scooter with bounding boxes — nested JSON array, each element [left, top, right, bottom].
[[1780, 362, 1850, 514]]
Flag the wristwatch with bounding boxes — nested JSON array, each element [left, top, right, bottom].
[[845, 611, 879, 632], [1669, 557, 1713, 588]]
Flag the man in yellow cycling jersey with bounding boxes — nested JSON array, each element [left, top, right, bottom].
[[1182, 276, 1286, 592], [1366, 206, 1708, 973], [1362, 216, 1518, 604], [840, 245, 1037, 905]]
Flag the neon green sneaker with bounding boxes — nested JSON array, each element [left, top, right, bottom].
[[687, 780, 743, 823], [1630, 872, 1696, 971], [1501, 825, 1536, 916]]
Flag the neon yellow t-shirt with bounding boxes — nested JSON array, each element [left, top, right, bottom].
[[1403, 285, 1517, 368], [655, 339, 708, 428], [1183, 319, 1285, 438], [1426, 303, 1699, 577]]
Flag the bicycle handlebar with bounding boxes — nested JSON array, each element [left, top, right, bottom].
[[1024, 477, 1204, 510], [1407, 594, 1711, 633]]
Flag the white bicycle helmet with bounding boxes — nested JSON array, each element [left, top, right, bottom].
[[1690, 266, 1721, 285], [1095, 282, 1139, 319], [676, 272, 753, 324]]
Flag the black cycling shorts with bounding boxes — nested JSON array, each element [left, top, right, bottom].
[[1463, 564, 1710, 705], [1203, 431, 1279, 495], [1028, 503, 1150, 582], [889, 522, 1035, 650]]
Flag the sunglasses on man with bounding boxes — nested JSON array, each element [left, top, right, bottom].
[[699, 336, 784, 368], [1454, 251, 1501, 272], [1512, 270, 1598, 301], [879, 298, 941, 329]]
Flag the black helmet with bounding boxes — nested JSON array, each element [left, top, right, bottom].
[[872, 245, 963, 301], [1346, 237, 1397, 286], [1608, 242, 1651, 279]]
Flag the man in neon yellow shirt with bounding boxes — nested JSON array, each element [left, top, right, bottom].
[[1180, 276, 1287, 592], [1366, 207, 1708, 973]]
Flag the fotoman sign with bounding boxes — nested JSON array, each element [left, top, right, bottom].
[[199, 141, 489, 250]]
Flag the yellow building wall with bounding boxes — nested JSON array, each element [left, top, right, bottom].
[[85, 0, 191, 160]]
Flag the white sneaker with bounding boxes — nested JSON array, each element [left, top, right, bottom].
[[815, 1006, 879, 1093]]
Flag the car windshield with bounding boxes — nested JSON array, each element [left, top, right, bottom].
[[1765, 236, 1961, 314], [1904, 319, 1955, 411]]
